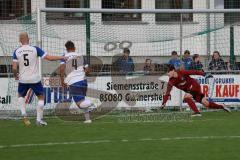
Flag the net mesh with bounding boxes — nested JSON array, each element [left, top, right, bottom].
[[0, 0, 240, 120]]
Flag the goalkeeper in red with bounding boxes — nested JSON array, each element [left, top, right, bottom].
[[162, 65, 231, 116]]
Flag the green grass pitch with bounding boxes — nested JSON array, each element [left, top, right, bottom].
[[0, 111, 240, 160]]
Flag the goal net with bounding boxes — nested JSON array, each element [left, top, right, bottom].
[[0, 8, 240, 121]]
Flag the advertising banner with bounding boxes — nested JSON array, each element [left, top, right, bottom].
[[0, 74, 239, 110], [195, 75, 240, 104], [0, 78, 11, 109]]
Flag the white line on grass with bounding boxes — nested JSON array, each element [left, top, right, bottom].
[[5, 140, 111, 148], [78, 118, 225, 124], [139, 136, 240, 141], [1, 135, 240, 149]]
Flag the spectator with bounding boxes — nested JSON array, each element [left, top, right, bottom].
[[190, 54, 203, 71], [208, 51, 227, 70], [143, 58, 154, 74], [182, 50, 193, 70], [168, 51, 181, 70], [116, 48, 134, 74]]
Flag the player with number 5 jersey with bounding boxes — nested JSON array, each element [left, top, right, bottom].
[[12, 32, 67, 126]]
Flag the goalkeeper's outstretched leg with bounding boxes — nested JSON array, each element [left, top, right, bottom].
[[201, 97, 231, 113], [183, 91, 231, 117]]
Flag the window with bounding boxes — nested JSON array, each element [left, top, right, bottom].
[[155, 0, 193, 22], [0, 65, 12, 77], [224, 0, 240, 24], [102, 0, 141, 21], [46, 0, 89, 24], [0, 0, 31, 20]]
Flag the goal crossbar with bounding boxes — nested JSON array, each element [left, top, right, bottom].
[[40, 8, 240, 14]]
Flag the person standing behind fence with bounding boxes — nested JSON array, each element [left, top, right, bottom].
[[116, 48, 135, 74], [168, 51, 181, 70], [208, 51, 227, 71], [190, 54, 203, 71], [182, 50, 193, 70], [143, 58, 154, 74]]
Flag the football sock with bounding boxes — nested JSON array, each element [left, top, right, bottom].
[[18, 97, 27, 116], [84, 112, 90, 121], [208, 102, 223, 109], [36, 100, 44, 122], [184, 98, 200, 113]]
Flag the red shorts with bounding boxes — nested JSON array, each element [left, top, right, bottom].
[[185, 80, 204, 103]]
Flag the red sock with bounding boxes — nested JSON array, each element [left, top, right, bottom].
[[208, 102, 223, 109], [184, 98, 200, 113]]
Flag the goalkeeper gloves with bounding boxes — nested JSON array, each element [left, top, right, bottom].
[[162, 94, 170, 107]]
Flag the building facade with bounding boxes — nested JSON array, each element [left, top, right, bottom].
[[0, 0, 239, 69]]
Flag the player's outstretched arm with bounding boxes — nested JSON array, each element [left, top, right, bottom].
[[161, 83, 173, 108], [34, 46, 67, 61], [181, 70, 213, 79], [44, 54, 67, 61], [181, 70, 204, 76]]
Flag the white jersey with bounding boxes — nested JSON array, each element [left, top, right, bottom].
[[61, 52, 86, 85], [13, 45, 46, 83]]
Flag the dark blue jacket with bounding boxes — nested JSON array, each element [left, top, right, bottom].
[[168, 58, 181, 70], [116, 56, 135, 73]]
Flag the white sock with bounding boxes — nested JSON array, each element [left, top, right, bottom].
[[84, 112, 90, 121], [36, 100, 44, 122], [79, 100, 92, 121], [18, 97, 26, 116]]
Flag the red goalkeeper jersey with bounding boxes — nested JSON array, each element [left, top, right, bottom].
[[165, 70, 204, 96]]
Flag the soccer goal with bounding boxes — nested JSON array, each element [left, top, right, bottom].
[[1, 8, 240, 121]]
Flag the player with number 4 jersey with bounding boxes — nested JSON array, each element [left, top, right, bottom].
[[60, 41, 96, 123]]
